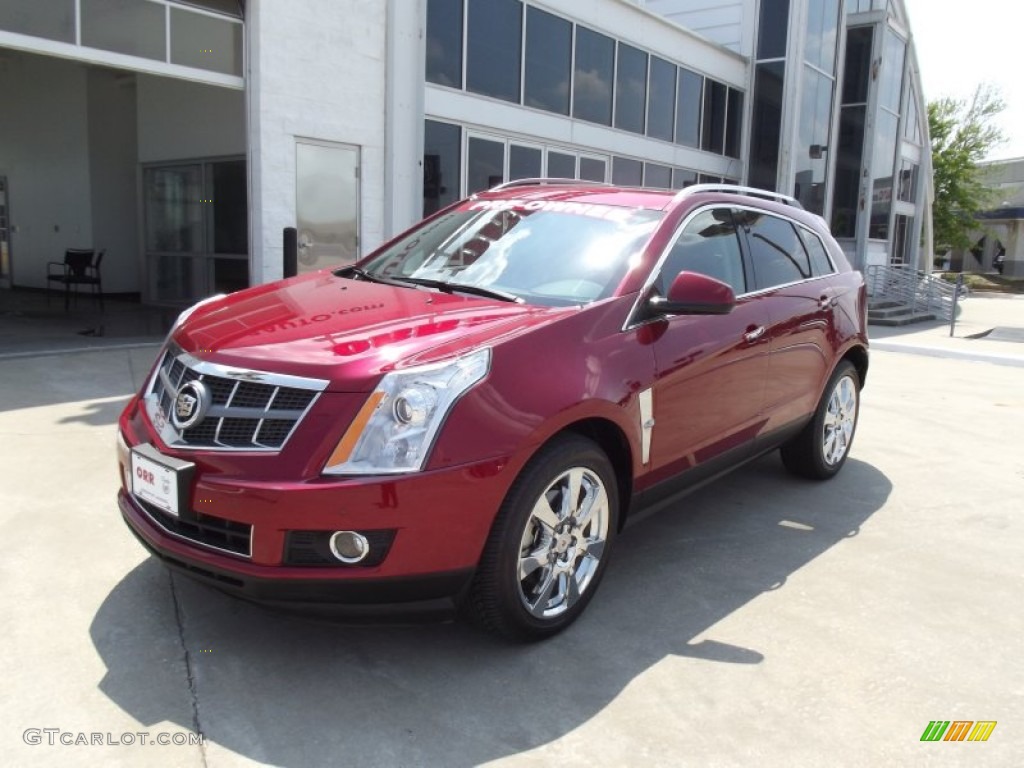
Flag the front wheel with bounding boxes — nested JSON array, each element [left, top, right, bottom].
[[466, 435, 619, 641], [781, 360, 861, 480]]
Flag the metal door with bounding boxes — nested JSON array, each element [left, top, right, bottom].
[[295, 140, 360, 274]]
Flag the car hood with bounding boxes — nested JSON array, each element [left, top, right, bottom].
[[174, 272, 569, 391]]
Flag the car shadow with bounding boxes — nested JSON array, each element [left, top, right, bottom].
[[90, 455, 889, 765]]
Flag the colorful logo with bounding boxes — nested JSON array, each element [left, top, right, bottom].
[[920, 721, 997, 742]]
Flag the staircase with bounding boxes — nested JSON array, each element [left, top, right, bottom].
[[864, 265, 956, 326]]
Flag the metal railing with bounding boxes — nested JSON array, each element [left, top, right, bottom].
[[864, 264, 957, 321]]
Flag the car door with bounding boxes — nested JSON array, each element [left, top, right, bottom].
[[736, 210, 838, 433], [644, 207, 771, 481]]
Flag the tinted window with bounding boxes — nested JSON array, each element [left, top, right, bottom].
[[467, 136, 505, 194], [646, 56, 676, 142], [702, 80, 727, 154], [579, 157, 607, 182], [0, 0, 75, 42], [509, 145, 542, 180], [466, 0, 522, 103], [757, 0, 791, 59], [548, 152, 576, 179], [426, 0, 463, 87], [612, 157, 643, 186], [424, 120, 462, 215], [749, 62, 785, 190], [672, 168, 698, 189], [675, 68, 702, 147], [524, 7, 571, 114], [615, 43, 648, 134], [798, 228, 835, 276], [574, 27, 615, 125], [657, 209, 745, 296], [725, 88, 744, 158], [744, 213, 812, 289], [644, 163, 672, 189]]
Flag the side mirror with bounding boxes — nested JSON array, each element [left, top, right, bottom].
[[648, 271, 736, 316]]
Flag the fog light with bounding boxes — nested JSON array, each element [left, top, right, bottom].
[[329, 531, 370, 564]]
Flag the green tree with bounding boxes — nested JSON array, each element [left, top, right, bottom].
[[928, 85, 1006, 253]]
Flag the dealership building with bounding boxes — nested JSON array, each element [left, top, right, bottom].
[[0, 0, 931, 305]]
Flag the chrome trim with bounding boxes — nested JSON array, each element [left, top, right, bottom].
[[132, 493, 253, 560], [487, 178, 615, 193], [671, 184, 803, 209], [329, 531, 370, 564], [173, 349, 330, 392], [638, 388, 654, 465]]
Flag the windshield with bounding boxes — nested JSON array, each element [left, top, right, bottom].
[[354, 200, 663, 306]]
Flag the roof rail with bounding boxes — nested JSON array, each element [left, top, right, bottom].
[[671, 184, 804, 209], [487, 178, 615, 193]]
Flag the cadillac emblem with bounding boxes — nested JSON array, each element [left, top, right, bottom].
[[171, 380, 210, 430]]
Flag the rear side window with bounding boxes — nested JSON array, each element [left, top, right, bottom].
[[797, 227, 835, 276], [743, 213, 812, 290], [655, 208, 746, 296]]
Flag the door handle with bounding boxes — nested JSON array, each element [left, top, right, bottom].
[[744, 326, 766, 343]]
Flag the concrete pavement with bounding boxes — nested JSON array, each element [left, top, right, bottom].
[[0, 323, 1022, 766]]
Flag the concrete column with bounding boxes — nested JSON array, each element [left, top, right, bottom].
[[1004, 221, 1024, 278]]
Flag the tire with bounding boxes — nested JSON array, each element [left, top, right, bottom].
[[780, 360, 860, 480], [465, 435, 619, 642]]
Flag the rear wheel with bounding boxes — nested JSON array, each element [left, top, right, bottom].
[[781, 360, 860, 480], [466, 435, 619, 641]]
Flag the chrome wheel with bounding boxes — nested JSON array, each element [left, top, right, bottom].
[[517, 467, 610, 619], [822, 374, 857, 466]]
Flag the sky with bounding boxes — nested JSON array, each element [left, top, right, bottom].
[[902, 0, 1024, 160]]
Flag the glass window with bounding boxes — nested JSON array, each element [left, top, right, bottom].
[[657, 209, 745, 296], [744, 213, 812, 288], [675, 68, 702, 147], [170, 8, 242, 76], [793, 67, 834, 214], [672, 168, 698, 189], [467, 136, 505, 194], [749, 62, 785, 190], [81, 0, 166, 61], [524, 6, 571, 115], [797, 228, 835, 276], [173, 1, 243, 17], [579, 157, 607, 182], [612, 157, 643, 186], [547, 151, 576, 179], [804, 0, 840, 75], [361, 205, 663, 307], [647, 56, 676, 142], [426, 0, 463, 87], [832, 105, 866, 237], [842, 27, 873, 104], [878, 27, 906, 114], [424, 120, 462, 216], [869, 110, 899, 239], [699, 174, 723, 184], [904, 86, 922, 143], [615, 43, 648, 134], [725, 88, 744, 159], [466, 0, 522, 103], [757, 0, 791, 60], [0, 0, 75, 43], [573, 26, 615, 126], [510, 145, 542, 180], [702, 80, 727, 154], [897, 158, 918, 203], [644, 163, 672, 189], [210, 160, 247, 255]]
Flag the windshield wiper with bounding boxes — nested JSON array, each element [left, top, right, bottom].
[[388, 276, 523, 304], [336, 265, 410, 288]]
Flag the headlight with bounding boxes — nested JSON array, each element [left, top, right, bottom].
[[322, 348, 491, 475]]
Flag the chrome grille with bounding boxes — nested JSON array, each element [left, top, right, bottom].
[[146, 344, 328, 451]]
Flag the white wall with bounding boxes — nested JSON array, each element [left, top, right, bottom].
[[0, 51, 92, 289], [638, 0, 756, 55], [136, 75, 245, 163], [247, 0, 388, 285], [88, 69, 139, 293]]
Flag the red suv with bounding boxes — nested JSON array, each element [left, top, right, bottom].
[[117, 182, 868, 640]]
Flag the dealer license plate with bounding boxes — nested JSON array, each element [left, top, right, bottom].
[[131, 445, 190, 517]]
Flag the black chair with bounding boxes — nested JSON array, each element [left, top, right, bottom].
[[47, 248, 105, 311]]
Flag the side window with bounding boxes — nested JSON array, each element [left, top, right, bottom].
[[797, 227, 835, 276], [655, 209, 746, 296], [744, 213, 812, 290]]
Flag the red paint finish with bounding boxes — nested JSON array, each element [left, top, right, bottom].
[[117, 183, 867, 608]]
